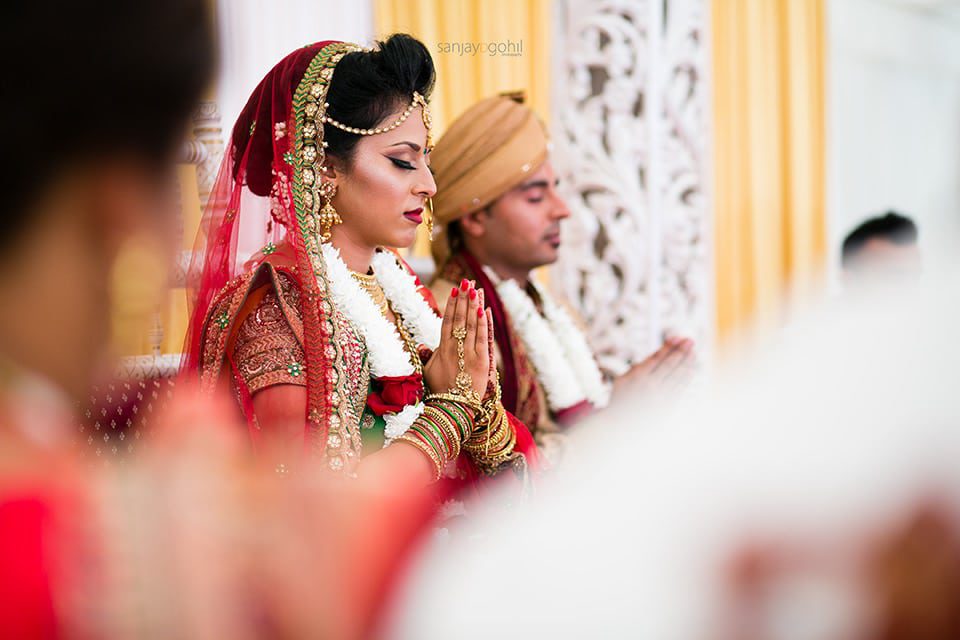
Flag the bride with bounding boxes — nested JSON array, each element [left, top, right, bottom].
[[182, 35, 537, 486]]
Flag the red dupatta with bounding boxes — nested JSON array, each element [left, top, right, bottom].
[[181, 41, 363, 460]]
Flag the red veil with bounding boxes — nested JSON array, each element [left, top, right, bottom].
[[181, 41, 358, 459]]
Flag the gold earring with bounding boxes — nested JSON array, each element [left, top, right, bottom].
[[425, 197, 435, 240], [318, 181, 341, 242]]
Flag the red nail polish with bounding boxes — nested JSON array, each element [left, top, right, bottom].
[[460, 279, 469, 291], [451, 287, 458, 298], [469, 289, 477, 300], [477, 307, 484, 317]]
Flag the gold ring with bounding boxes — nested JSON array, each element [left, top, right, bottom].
[[452, 326, 467, 340]]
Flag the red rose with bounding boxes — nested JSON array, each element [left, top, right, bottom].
[[366, 374, 424, 416]]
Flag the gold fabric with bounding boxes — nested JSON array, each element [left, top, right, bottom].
[[711, 0, 827, 339], [428, 95, 549, 265]]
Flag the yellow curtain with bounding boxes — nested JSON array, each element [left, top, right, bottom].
[[374, 0, 552, 256], [108, 163, 202, 357], [711, 0, 827, 339]]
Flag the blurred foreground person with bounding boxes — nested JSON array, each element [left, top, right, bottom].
[[842, 211, 921, 287], [428, 94, 694, 461], [182, 37, 536, 491], [393, 269, 960, 639], [0, 4, 433, 638]]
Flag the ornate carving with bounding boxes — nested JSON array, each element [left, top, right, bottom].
[[177, 139, 209, 166], [192, 101, 225, 203], [656, 0, 709, 345], [551, 0, 708, 372], [116, 354, 183, 380]]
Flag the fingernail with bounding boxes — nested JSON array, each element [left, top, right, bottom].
[[451, 287, 458, 298], [477, 307, 484, 317], [460, 279, 469, 291], [469, 289, 477, 300]]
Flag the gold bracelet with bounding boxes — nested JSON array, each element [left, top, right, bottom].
[[426, 392, 482, 415], [426, 394, 480, 439], [409, 420, 449, 466], [395, 432, 443, 481], [465, 403, 506, 448], [422, 406, 462, 460], [463, 403, 515, 472], [425, 394, 479, 441], [474, 372, 503, 427]]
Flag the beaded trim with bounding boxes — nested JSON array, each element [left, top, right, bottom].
[[323, 92, 433, 148]]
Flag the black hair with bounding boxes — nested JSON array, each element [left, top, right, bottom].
[[842, 211, 918, 267], [0, 1, 215, 244], [444, 207, 495, 259], [446, 219, 465, 255], [324, 33, 435, 165]]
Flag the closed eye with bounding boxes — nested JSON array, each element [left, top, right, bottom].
[[389, 157, 416, 170]]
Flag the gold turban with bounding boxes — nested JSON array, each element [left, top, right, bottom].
[[429, 94, 549, 265]]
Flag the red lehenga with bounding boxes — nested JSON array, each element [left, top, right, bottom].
[[181, 41, 537, 490]]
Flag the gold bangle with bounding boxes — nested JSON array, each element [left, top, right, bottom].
[[395, 432, 443, 481], [463, 403, 515, 470], [426, 392, 482, 413], [410, 420, 449, 465], [422, 406, 461, 459], [420, 406, 452, 452]]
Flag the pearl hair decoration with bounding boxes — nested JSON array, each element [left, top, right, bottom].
[[321, 92, 433, 148]]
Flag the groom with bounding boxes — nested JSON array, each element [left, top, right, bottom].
[[428, 94, 694, 458]]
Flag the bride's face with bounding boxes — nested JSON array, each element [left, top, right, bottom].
[[329, 104, 436, 250]]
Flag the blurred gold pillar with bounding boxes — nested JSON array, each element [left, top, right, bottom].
[[711, 0, 827, 339]]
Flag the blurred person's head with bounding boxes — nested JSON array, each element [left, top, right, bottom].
[[430, 94, 570, 283], [0, 1, 214, 398], [842, 211, 920, 286]]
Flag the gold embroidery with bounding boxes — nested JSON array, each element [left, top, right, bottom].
[[361, 411, 376, 430], [233, 289, 307, 394], [196, 261, 371, 473], [200, 272, 255, 394]]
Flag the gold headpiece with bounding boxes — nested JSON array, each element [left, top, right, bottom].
[[322, 91, 433, 150]]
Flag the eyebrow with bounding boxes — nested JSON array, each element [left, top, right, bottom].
[[388, 141, 422, 153], [518, 178, 559, 191]]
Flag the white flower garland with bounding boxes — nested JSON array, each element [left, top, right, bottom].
[[371, 250, 441, 350], [494, 274, 609, 412], [321, 245, 443, 441], [533, 280, 610, 408]]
